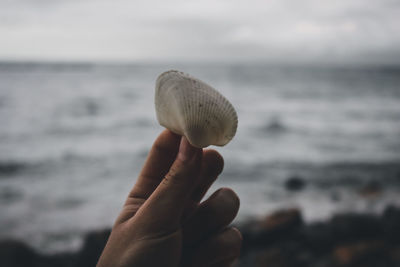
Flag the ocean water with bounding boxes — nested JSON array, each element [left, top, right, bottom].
[[0, 62, 400, 253]]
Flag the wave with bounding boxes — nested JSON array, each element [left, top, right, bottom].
[[222, 160, 400, 184]]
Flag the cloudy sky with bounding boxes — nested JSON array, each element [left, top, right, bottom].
[[0, 0, 399, 64]]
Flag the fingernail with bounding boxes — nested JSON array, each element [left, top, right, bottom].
[[178, 136, 198, 162]]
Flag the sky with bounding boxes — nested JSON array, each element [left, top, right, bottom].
[[0, 0, 399, 64]]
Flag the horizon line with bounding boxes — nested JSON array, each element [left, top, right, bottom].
[[1, 59, 400, 68]]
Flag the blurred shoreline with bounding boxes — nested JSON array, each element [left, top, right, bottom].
[[1, 205, 399, 267]]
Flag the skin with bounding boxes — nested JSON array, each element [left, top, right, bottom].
[[97, 130, 242, 267]]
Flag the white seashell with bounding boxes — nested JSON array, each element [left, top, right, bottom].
[[155, 70, 238, 148]]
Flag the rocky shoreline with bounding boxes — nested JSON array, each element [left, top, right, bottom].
[[239, 206, 400, 267], [1, 205, 399, 267]]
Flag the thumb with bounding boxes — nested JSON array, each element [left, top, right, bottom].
[[137, 136, 202, 226]]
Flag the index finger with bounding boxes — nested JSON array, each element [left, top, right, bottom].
[[135, 137, 203, 227], [128, 130, 181, 200]]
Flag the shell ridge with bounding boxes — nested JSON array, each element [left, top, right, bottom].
[[155, 70, 238, 148]]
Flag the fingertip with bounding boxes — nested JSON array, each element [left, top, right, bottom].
[[150, 130, 181, 157], [203, 149, 224, 175], [160, 129, 181, 143], [217, 187, 240, 214]]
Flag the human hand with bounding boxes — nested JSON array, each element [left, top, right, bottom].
[[97, 130, 241, 267]]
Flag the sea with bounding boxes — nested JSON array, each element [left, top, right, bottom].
[[0, 62, 399, 253]]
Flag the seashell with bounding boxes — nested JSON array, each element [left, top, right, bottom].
[[155, 70, 238, 148]]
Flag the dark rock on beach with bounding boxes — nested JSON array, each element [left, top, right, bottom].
[[330, 213, 383, 242], [259, 208, 303, 237], [76, 229, 110, 267], [0, 239, 75, 267], [1, 207, 400, 267], [382, 205, 400, 244], [284, 176, 306, 191], [358, 180, 383, 198], [0, 229, 109, 267], [241, 208, 303, 251], [0, 240, 39, 267], [333, 240, 387, 266], [239, 205, 400, 267]]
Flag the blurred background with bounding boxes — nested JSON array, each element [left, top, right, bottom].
[[0, 0, 400, 263]]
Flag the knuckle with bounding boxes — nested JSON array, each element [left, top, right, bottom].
[[153, 141, 171, 155], [162, 162, 186, 186]]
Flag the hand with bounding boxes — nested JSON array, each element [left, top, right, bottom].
[[97, 130, 241, 267]]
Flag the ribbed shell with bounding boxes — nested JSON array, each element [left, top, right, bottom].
[[155, 70, 238, 148]]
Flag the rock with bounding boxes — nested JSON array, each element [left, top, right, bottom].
[[76, 228, 111, 267], [0, 240, 38, 267], [240, 209, 303, 251], [0, 233, 107, 267], [382, 205, 400, 244], [256, 208, 303, 244], [0, 239, 77, 267], [300, 222, 334, 253], [284, 176, 306, 191], [358, 180, 382, 198], [255, 242, 316, 267], [389, 247, 400, 264], [256, 248, 288, 267], [260, 208, 303, 233], [331, 213, 382, 243], [334, 240, 385, 266]]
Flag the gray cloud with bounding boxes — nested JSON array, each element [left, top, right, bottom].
[[0, 0, 399, 64]]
